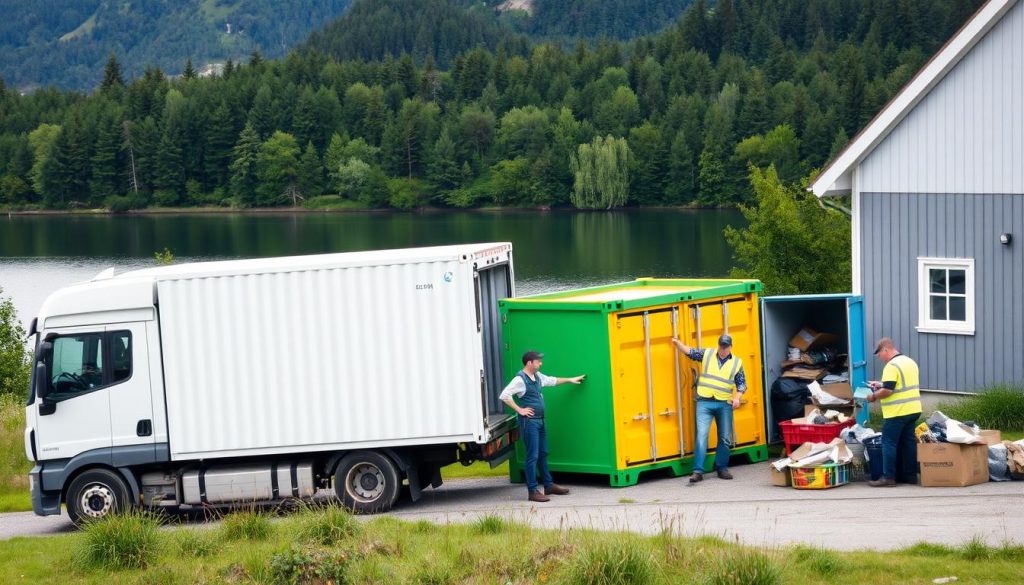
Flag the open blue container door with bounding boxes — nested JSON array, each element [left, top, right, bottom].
[[760, 294, 870, 443], [846, 296, 868, 401]]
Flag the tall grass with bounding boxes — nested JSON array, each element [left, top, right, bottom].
[[74, 510, 162, 570], [939, 384, 1024, 431], [563, 538, 656, 585], [0, 393, 30, 512], [703, 549, 783, 585], [220, 509, 274, 541], [295, 504, 361, 545]]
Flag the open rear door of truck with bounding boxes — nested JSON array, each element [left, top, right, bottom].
[[474, 254, 517, 462]]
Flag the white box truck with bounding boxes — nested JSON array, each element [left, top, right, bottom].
[[24, 243, 517, 523]]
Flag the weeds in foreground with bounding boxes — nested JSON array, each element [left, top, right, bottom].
[[472, 514, 510, 535], [563, 538, 656, 585], [268, 545, 352, 585], [703, 548, 782, 585], [75, 510, 161, 570], [172, 528, 217, 557], [220, 509, 274, 541], [789, 544, 844, 577], [296, 504, 361, 545]]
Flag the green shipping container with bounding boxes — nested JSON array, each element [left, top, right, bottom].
[[500, 278, 770, 487]]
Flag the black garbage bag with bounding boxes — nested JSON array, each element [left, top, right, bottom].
[[771, 377, 811, 400]]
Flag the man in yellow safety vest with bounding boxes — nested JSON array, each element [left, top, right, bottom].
[[866, 337, 922, 487], [671, 334, 746, 484]]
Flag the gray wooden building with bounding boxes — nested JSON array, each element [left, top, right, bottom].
[[810, 0, 1024, 393]]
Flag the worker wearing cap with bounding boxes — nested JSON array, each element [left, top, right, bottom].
[[499, 350, 586, 502], [866, 337, 922, 487], [671, 334, 746, 483]]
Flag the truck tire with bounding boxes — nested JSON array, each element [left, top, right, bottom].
[[334, 451, 400, 514], [66, 468, 132, 525]]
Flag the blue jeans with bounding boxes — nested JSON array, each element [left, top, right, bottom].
[[882, 413, 919, 482], [520, 416, 553, 493], [694, 399, 733, 473]]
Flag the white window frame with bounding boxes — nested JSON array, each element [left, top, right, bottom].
[[916, 257, 975, 335]]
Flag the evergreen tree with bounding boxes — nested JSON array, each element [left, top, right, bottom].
[[182, 58, 197, 80], [90, 114, 123, 201], [248, 85, 277, 140], [627, 122, 666, 205], [229, 122, 261, 207], [100, 54, 125, 95], [427, 128, 460, 193], [203, 102, 235, 189], [256, 131, 301, 206], [296, 141, 323, 199]]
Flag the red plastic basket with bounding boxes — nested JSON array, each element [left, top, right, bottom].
[[779, 419, 856, 455]]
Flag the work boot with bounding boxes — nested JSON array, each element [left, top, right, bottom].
[[716, 468, 734, 480], [545, 484, 570, 496], [688, 472, 703, 484], [528, 491, 550, 502], [868, 478, 896, 487]]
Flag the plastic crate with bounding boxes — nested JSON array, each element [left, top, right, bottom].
[[790, 462, 851, 489], [779, 419, 856, 454]]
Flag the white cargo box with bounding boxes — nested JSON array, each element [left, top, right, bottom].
[[138, 243, 514, 460]]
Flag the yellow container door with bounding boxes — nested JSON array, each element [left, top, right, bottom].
[[610, 308, 686, 468], [680, 295, 765, 449]]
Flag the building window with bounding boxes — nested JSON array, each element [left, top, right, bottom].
[[917, 257, 974, 335]]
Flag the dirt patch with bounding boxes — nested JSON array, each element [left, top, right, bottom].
[[497, 0, 533, 15]]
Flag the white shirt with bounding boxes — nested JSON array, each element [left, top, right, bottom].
[[499, 371, 557, 402]]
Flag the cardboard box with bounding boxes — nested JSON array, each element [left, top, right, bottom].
[[770, 465, 791, 486], [979, 429, 1001, 445], [819, 382, 852, 401], [789, 327, 838, 352], [804, 403, 858, 420], [917, 443, 989, 487], [781, 366, 827, 380]]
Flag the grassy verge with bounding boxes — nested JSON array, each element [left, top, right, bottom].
[[441, 460, 509, 480], [1, 395, 30, 512], [0, 509, 1022, 584], [937, 385, 1024, 432]]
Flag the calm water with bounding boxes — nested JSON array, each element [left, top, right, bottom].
[[0, 210, 745, 328]]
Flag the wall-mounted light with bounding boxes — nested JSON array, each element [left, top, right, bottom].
[[1000, 233, 1013, 245]]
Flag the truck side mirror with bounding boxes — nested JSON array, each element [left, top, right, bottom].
[[35, 361, 49, 401]]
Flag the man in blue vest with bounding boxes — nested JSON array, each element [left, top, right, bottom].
[[500, 350, 586, 502], [671, 334, 746, 484]]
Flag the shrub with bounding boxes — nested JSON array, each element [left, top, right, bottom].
[[939, 385, 1024, 431], [703, 549, 782, 585], [269, 545, 351, 585], [563, 539, 655, 585], [960, 535, 993, 561], [220, 509, 273, 541], [0, 288, 31, 398], [296, 505, 361, 545], [75, 511, 161, 570]]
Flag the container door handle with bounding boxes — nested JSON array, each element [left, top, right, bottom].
[[659, 408, 676, 416], [632, 413, 649, 421]]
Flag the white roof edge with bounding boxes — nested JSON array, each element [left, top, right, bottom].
[[809, 0, 1017, 197]]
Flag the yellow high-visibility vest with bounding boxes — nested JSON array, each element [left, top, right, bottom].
[[697, 350, 742, 401], [880, 354, 922, 418]]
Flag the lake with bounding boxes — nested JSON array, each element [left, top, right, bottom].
[[0, 209, 745, 329]]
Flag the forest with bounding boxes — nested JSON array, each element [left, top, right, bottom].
[[0, 0, 983, 211]]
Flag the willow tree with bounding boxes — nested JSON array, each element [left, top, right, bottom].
[[570, 135, 631, 209]]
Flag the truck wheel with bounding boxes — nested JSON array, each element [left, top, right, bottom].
[[334, 451, 400, 514], [66, 469, 131, 525]]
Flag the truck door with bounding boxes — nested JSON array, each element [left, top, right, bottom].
[[105, 323, 156, 450], [34, 328, 113, 460]]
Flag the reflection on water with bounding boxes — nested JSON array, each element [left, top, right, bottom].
[[0, 210, 745, 327]]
